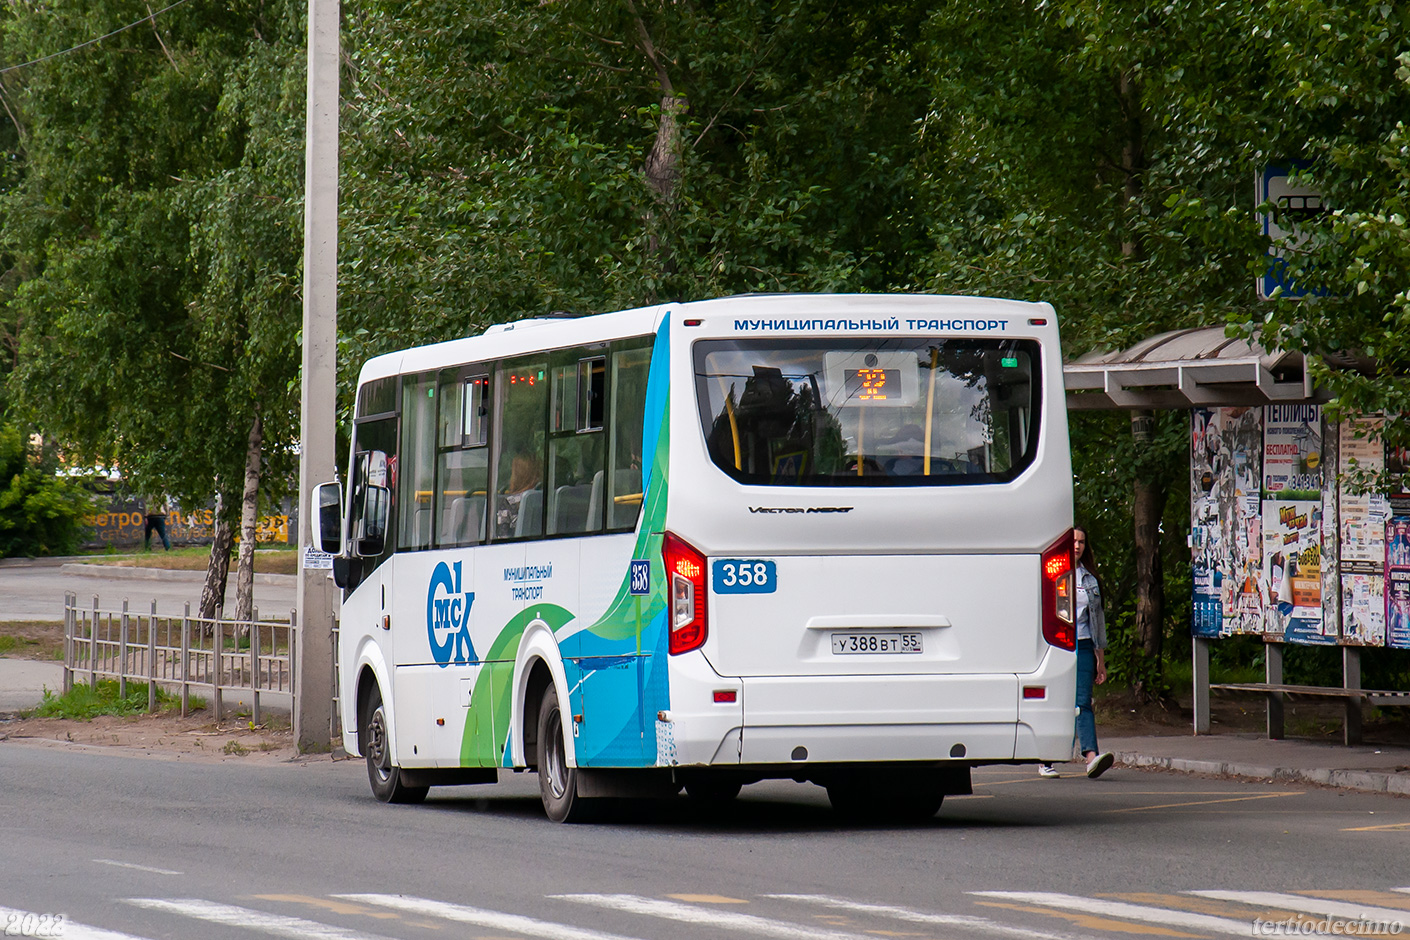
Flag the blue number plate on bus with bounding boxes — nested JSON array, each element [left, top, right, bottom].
[[712, 559, 777, 594]]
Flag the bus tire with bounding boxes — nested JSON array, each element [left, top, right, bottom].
[[362, 684, 428, 805], [537, 683, 596, 823]]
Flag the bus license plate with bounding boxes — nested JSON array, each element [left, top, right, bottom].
[[831, 632, 923, 655]]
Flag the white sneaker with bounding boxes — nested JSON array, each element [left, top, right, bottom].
[[1086, 752, 1114, 779], [1037, 764, 1059, 778]]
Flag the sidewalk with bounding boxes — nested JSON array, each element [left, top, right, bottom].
[[1105, 733, 1410, 797], [0, 659, 63, 712]]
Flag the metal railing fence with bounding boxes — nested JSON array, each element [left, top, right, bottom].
[[63, 593, 296, 725]]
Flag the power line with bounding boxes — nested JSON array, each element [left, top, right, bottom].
[[0, 0, 197, 76]]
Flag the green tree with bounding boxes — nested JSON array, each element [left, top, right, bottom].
[[0, 1, 304, 618], [0, 424, 97, 557]]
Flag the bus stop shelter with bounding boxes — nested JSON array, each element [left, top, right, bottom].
[[1061, 327, 1410, 744]]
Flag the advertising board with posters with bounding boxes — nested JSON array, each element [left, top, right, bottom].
[[1337, 417, 1388, 644], [1263, 404, 1323, 500]]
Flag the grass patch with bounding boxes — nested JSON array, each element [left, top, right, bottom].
[[0, 621, 64, 661], [85, 546, 298, 575], [222, 740, 250, 756], [28, 679, 182, 720]]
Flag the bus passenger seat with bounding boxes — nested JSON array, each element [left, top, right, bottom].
[[514, 489, 543, 538]]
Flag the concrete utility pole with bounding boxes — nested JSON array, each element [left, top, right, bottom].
[[295, 0, 340, 752]]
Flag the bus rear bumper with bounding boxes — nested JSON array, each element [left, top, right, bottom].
[[666, 645, 1078, 766]]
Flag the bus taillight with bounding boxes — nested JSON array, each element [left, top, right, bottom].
[[663, 532, 708, 655], [1041, 530, 1076, 651]]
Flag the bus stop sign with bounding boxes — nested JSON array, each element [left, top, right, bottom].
[[1258, 163, 1324, 300]]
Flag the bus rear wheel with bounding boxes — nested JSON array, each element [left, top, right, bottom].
[[362, 685, 428, 805], [537, 684, 597, 823]]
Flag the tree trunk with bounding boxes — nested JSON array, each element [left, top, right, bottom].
[[199, 491, 234, 624], [233, 413, 263, 630], [1131, 410, 1167, 699], [628, 0, 685, 273]]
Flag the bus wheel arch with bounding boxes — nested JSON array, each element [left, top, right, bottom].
[[360, 681, 428, 805], [536, 681, 596, 823], [353, 664, 382, 757], [521, 657, 554, 770]]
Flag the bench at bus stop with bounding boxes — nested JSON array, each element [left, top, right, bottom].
[[1192, 638, 1410, 745]]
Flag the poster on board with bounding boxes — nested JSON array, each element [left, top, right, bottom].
[[1262, 499, 1335, 643], [1338, 417, 1388, 644], [1190, 408, 1225, 637], [1263, 404, 1323, 500], [1192, 407, 1265, 636], [1225, 409, 1266, 634], [1387, 512, 1410, 650]]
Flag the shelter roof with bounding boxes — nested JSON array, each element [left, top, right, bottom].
[[1063, 326, 1322, 411]]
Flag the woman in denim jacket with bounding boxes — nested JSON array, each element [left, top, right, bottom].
[[1040, 526, 1115, 779]]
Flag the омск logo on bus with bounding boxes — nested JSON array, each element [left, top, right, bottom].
[[426, 560, 477, 666]]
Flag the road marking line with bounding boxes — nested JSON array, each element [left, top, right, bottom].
[[1293, 892, 1410, 912], [974, 901, 1201, 937], [1394, 889, 1410, 896], [555, 894, 886, 940], [253, 895, 400, 919], [337, 893, 648, 940], [1188, 892, 1410, 923], [1340, 822, 1410, 832], [766, 892, 1086, 940], [0, 906, 153, 940], [971, 892, 1252, 935], [667, 894, 750, 904], [1101, 893, 1329, 923], [93, 859, 182, 875], [125, 899, 394, 940], [1105, 793, 1302, 813]]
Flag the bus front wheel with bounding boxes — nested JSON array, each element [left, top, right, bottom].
[[537, 684, 596, 823], [362, 685, 428, 805]]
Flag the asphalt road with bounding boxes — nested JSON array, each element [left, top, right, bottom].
[[2, 743, 1408, 940], [0, 560, 299, 622]]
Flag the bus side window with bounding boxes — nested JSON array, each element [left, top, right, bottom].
[[496, 360, 548, 539], [398, 374, 437, 551], [436, 371, 490, 546], [547, 355, 605, 536], [606, 342, 651, 530]]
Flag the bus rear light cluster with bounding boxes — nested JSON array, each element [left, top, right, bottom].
[[663, 532, 708, 655], [1040, 529, 1076, 651]]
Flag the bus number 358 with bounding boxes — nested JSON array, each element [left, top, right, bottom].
[[712, 559, 777, 594]]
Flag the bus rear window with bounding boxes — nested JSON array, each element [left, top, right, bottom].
[[694, 338, 1040, 486]]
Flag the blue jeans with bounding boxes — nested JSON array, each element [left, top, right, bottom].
[[1075, 638, 1098, 756]]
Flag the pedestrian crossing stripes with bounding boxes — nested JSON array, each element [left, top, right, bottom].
[[971, 892, 1255, 935], [334, 893, 649, 940], [764, 892, 1085, 940], [124, 899, 396, 940], [554, 893, 882, 940], [1188, 892, 1410, 923], [7, 886, 1409, 940]]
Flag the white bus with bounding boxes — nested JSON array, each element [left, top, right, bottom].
[[316, 294, 1078, 822]]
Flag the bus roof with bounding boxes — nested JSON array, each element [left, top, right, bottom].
[[355, 293, 1054, 387]]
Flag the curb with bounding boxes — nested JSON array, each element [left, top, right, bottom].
[[1115, 750, 1410, 797], [58, 564, 294, 587]]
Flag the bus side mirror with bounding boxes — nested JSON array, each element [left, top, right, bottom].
[[357, 483, 390, 557], [315, 482, 343, 556]]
